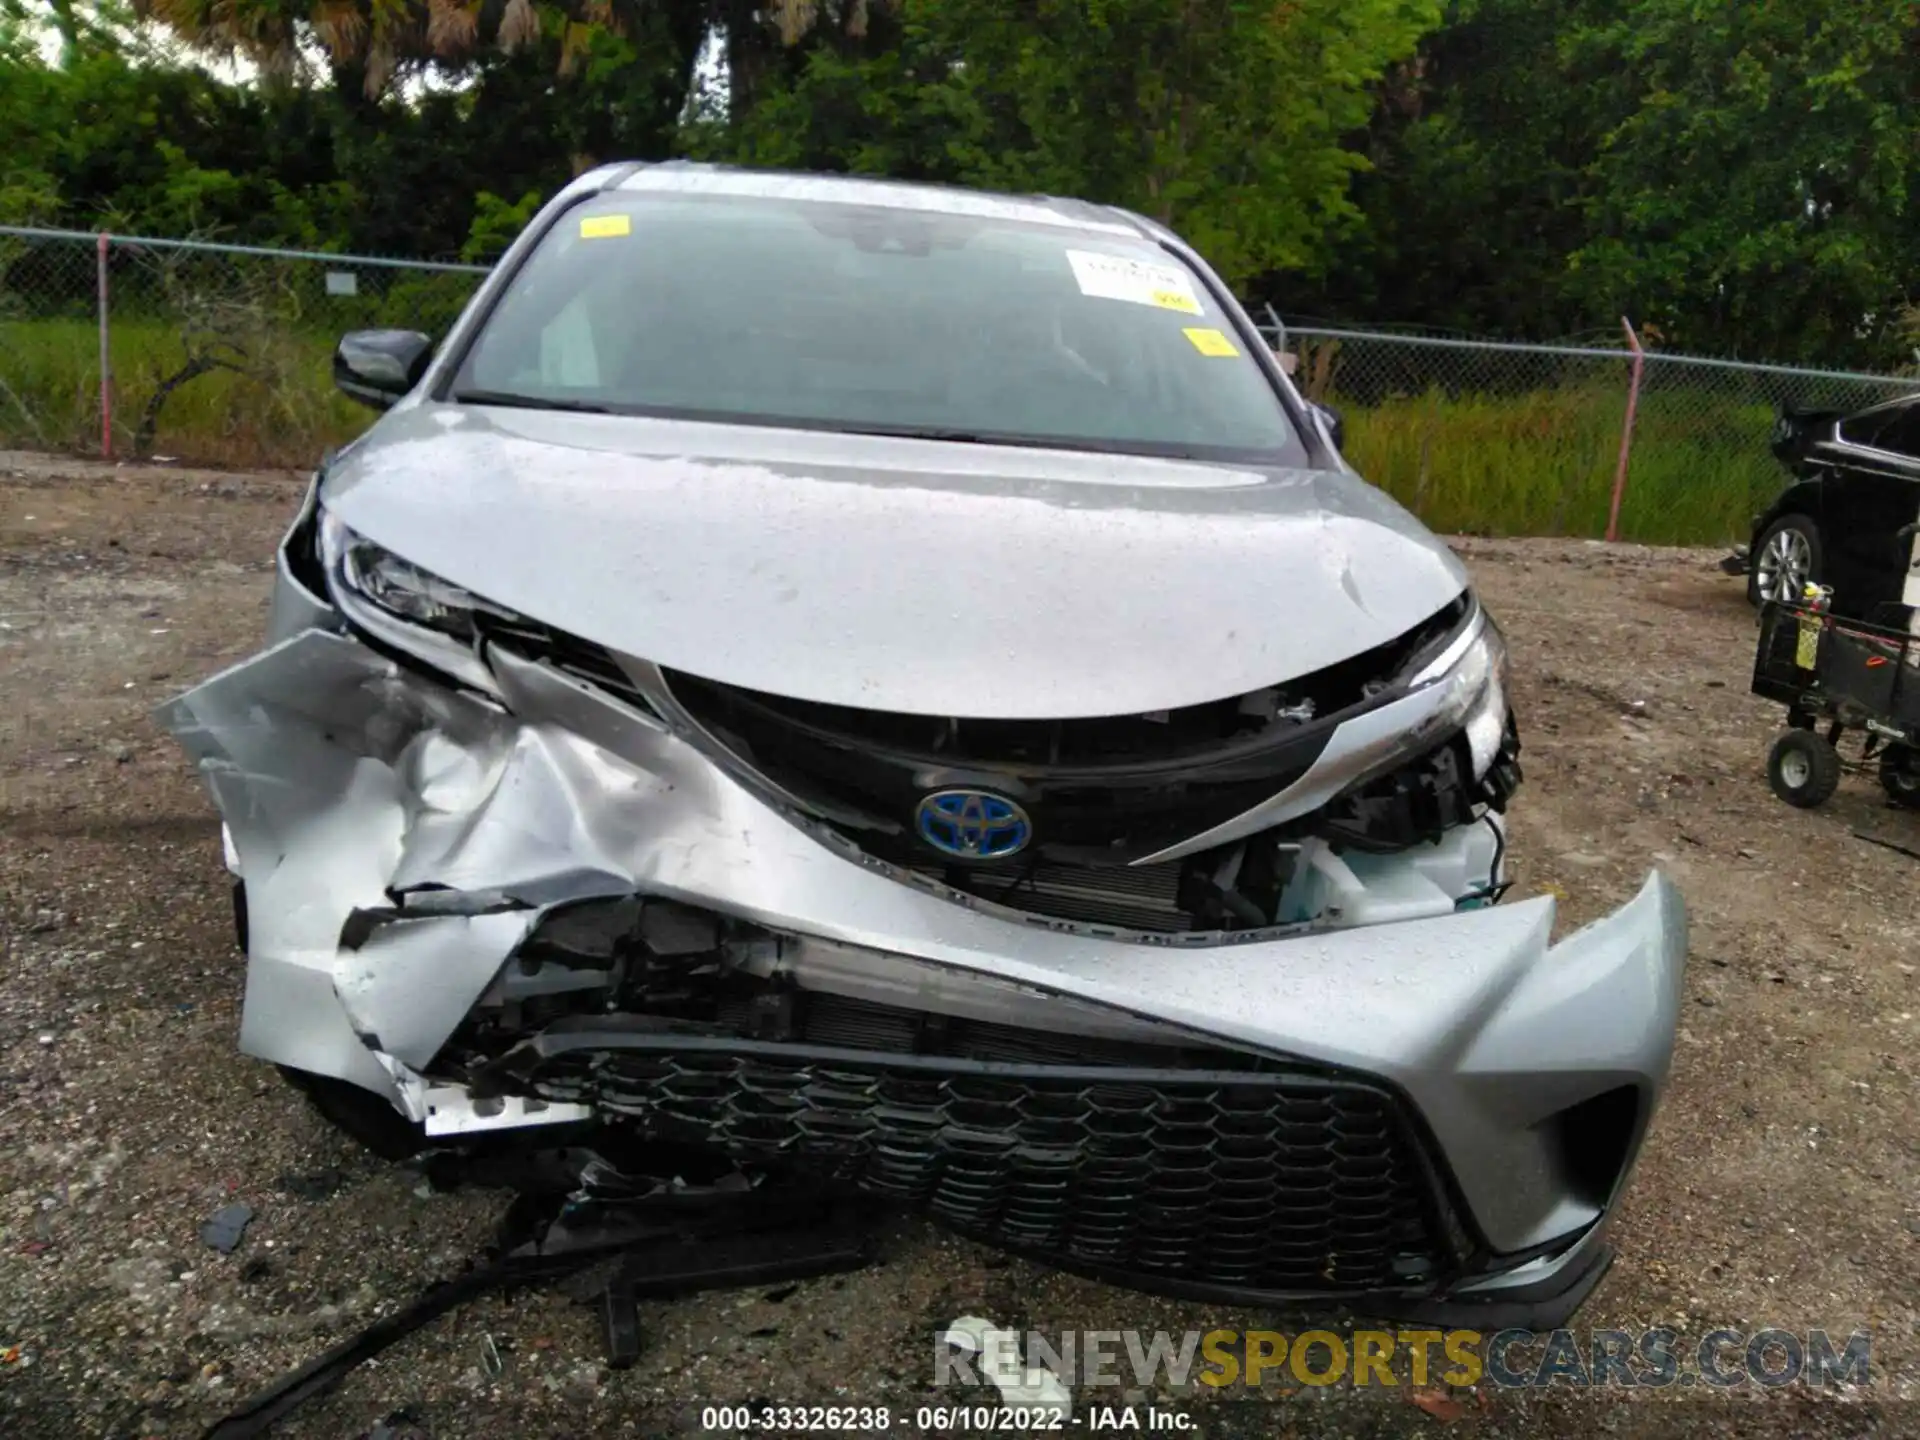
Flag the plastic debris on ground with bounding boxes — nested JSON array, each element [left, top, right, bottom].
[[200, 1202, 255, 1254], [940, 1314, 1073, 1419]]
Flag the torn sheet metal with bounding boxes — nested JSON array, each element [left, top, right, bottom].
[[336, 910, 540, 1068], [159, 622, 1685, 1271]]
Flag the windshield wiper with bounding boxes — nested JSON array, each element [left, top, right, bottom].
[[856, 426, 995, 444], [832, 422, 1068, 448], [451, 389, 612, 414], [831, 422, 1202, 458]]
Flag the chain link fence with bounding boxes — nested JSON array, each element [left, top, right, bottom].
[[0, 226, 486, 466], [1264, 319, 1920, 546], [5, 224, 1918, 544]]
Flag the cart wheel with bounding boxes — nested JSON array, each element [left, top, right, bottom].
[[1879, 745, 1920, 809], [1769, 730, 1842, 807]]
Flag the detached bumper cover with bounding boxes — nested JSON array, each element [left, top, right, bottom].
[[160, 626, 1687, 1322]]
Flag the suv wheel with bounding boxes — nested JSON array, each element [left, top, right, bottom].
[[1749, 515, 1821, 607]]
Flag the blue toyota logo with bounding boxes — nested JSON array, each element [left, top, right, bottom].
[[914, 789, 1032, 861]]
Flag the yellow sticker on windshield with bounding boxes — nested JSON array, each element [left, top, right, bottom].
[[1151, 288, 1202, 314], [579, 214, 631, 239], [1183, 327, 1241, 358]]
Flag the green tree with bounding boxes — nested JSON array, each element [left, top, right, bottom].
[[0, 13, 343, 240], [715, 0, 1444, 288], [121, 0, 785, 255], [1280, 0, 1920, 364], [1569, 0, 1920, 365], [1270, 0, 1621, 339], [126, 0, 715, 244]]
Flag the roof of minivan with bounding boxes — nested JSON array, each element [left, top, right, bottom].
[[608, 161, 1159, 242]]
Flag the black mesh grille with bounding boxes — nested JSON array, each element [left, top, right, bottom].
[[514, 1036, 1454, 1295]]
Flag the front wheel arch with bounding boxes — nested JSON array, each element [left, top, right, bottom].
[[1749, 513, 1823, 607]]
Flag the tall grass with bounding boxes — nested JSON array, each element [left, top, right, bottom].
[[0, 249, 476, 466], [1, 315, 368, 466], [1335, 382, 1782, 546], [0, 316, 101, 454]]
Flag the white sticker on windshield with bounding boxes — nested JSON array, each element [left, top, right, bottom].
[[1065, 250, 1202, 314]]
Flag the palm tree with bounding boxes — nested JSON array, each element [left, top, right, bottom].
[[132, 0, 890, 100]]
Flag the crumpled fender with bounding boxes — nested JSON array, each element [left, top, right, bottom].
[[159, 629, 1687, 1256]]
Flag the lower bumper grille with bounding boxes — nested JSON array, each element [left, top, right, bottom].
[[511, 1035, 1455, 1295]]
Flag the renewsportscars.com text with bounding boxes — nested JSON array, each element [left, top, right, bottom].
[[935, 1327, 1872, 1391]]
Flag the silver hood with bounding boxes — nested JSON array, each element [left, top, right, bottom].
[[321, 403, 1469, 719]]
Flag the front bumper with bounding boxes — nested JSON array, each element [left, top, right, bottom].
[[159, 614, 1687, 1326]]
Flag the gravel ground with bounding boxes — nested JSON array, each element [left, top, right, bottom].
[[2, 451, 1916, 1438]]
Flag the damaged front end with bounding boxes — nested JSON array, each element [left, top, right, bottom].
[[160, 477, 1685, 1329]]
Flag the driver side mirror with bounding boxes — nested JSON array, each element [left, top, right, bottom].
[[333, 329, 434, 412], [1309, 401, 1345, 452]]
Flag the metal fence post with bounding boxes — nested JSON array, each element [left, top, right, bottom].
[[1605, 316, 1645, 543], [96, 232, 111, 459]]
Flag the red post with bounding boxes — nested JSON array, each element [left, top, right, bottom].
[[96, 232, 112, 459], [1605, 316, 1644, 543]]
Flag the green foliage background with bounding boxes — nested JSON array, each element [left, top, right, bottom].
[[6, 0, 1918, 366], [5, 0, 1920, 541]]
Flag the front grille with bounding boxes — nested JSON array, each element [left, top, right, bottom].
[[663, 667, 1329, 865], [509, 1034, 1455, 1295], [658, 596, 1473, 870]]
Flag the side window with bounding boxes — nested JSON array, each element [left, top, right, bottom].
[[1845, 404, 1920, 457], [1874, 406, 1920, 459]]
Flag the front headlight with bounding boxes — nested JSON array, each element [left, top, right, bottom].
[[1408, 605, 1510, 778], [1461, 627, 1510, 778], [317, 507, 516, 693]]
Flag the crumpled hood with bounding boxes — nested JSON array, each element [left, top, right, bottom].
[[321, 404, 1468, 719]]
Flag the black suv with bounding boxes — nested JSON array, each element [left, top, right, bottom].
[[1735, 395, 1920, 616]]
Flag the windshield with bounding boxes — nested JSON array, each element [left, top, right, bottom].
[[450, 191, 1306, 463]]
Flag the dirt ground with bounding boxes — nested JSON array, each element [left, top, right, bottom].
[[2, 450, 1917, 1439]]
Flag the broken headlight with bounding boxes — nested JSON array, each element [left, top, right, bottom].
[[317, 508, 516, 694], [1409, 606, 1510, 779]]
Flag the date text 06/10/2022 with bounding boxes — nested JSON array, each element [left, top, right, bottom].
[[697, 1406, 1194, 1433]]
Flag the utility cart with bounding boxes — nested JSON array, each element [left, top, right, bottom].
[[1752, 586, 1920, 809]]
